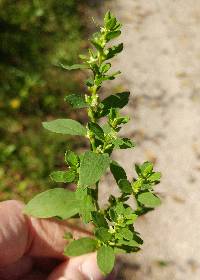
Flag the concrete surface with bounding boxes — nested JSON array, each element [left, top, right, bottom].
[[100, 1, 200, 279]]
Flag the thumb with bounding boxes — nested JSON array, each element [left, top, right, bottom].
[[48, 253, 115, 280]]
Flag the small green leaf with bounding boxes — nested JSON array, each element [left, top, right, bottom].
[[79, 194, 95, 224], [118, 179, 132, 194], [106, 30, 121, 41], [126, 213, 138, 223], [135, 164, 141, 176], [42, 119, 86, 136], [105, 43, 123, 60], [114, 116, 130, 126], [148, 172, 161, 182], [92, 212, 108, 228], [88, 122, 105, 141], [64, 232, 73, 240], [100, 63, 111, 73], [114, 138, 135, 149], [91, 38, 103, 51], [65, 94, 88, 109], [65, 150, 79, 167], [117, 239, 140, 247], [60, 63, 88, 70], [137, 191, 161, 208], [115, 202, 126, 215], [79, 151, 110, 187], [50, 170, 76, 183], [120, 228, 133, 240], [102, 123, 112, 134], [95, 227, 112, 242], [65, 238, 97, 256], [101, 92, 130, 116], [24, 188, 78, 219], [110, 160, 127, 183], [140, 162, 153, 177], [114, 247, 127, 254], [105, 13, 117, 30], [104, 11, 112, 25], [97, 246, 115, 275], [85, 77, 94, 87], [75, 188, 95, 224], [132, 178, 143, 193]]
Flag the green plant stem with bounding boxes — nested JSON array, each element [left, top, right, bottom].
[[94, 182, 100, 210]]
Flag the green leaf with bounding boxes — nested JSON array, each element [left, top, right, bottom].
[[91, 38, 103, 51], [104, 11, 112, 25], [102, 123, 112, 134], [105, 14, 116, 30], [140, 162, 153, 177], [105, 43, 123, 60], [148, 172, 161, 182], [114, 138, 135, 149], [135, 164, 141, 176], [114, 247, 127, 254], [132, 178, 143, 193], [88, 122, 105, 141], [115, 202, 126, 215], [79, 194, 95, 223], [110, 160, 127, 183], [97, 246, 115, 275], [85, 77, 94, 87], [65, 238, 97, 256], [114, 116, 130, 126], [75, 188, 95, 224], [120, 228, 133, 240], [118, 179, 132, 194], [101, 92, 130, 116], [64, 94, 88, 109], [100, 63, 111, 73], [95, 227, 112, 242], [65, 150, 79, 167], [137, 191, 161, 208], [106, 30, 121, 41], [117, 239, 140, 247], [79, 151, 110, 187], [60, 63, 88, 70], [92, 212, 108, 228], [126, 213, 138, 224], [50, 170, 76, 183], [106, 17, 117, 30], [42, 119, 86, 136], [24, 188, 78, 219], [64, 232, 73, 240]]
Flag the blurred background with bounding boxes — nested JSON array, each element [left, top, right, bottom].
[[0, 0, 98, 201], [1, 0, 200, 279]]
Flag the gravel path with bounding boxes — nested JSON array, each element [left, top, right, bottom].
[[101, 1, 200, 279]]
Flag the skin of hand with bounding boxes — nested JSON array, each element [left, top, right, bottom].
[[0, 200, 116, 280]]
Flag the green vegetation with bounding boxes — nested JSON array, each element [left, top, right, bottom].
[[0, 0, 93, 201], [25, 11, 162, 275]]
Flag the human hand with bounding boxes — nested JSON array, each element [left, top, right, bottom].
[[0, 200, 116, 280]]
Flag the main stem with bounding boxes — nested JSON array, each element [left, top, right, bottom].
[[86, 49, 105, 211]]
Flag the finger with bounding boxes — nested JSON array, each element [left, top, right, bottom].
[[34, 257, 61, 274], [0, 256, 33, 280], [0, 200, 29, 267], [0, 200, 92, 267], [20, 271, 47, 280], [47, 253, 111, 280], [27, 212, 91, 259]]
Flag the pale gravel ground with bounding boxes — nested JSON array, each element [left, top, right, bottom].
[[99, 1, 200, 279]]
